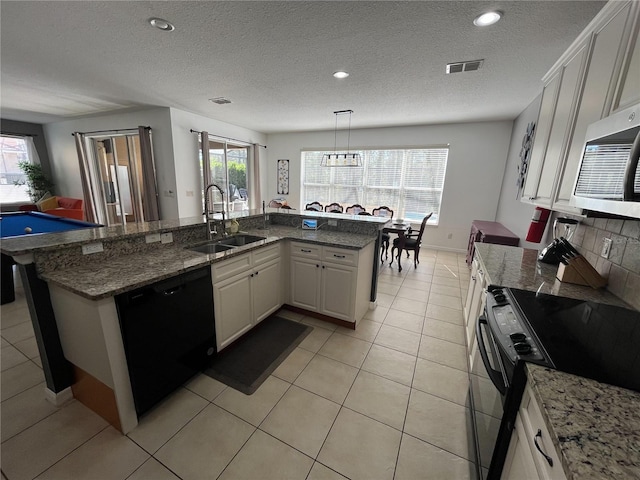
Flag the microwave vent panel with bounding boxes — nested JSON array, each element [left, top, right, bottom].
[[574, 143, 639, 199]]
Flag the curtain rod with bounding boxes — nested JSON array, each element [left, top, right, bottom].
[[1, 131, 38, 137], [190, 129, 267, 149], [71, 127, 149, 136]]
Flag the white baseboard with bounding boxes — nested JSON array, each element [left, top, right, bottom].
[[44, 386, 73, 406]]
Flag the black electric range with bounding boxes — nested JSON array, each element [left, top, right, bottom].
[[476, 286, 640, 480], [499, 287, 640, 393]]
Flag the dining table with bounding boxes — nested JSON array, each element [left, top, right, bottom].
[[382, 221, 411, 271]]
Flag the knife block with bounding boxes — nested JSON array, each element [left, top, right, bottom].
[[556, 257, 607, 288]]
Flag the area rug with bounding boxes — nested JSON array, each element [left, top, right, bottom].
[[203, 315, 312, 395]]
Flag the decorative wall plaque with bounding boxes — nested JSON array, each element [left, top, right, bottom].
[[277, 159, 289, 195]]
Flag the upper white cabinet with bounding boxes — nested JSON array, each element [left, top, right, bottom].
[[522, 0, 639, 214]]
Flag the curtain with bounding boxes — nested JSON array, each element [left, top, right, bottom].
[[200, 131, 210, 214], [24, 137, 41, 166], [252, 144, 261, 209], [73, 132, 98, 223], [138, 126, 160, 221]]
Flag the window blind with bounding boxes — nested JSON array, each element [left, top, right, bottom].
[[302, 147, 448, 223]]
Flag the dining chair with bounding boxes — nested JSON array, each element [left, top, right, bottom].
[[390, 213, 433, 271], [305, 201, 323, 212], [345, 204, 366, 215], [324, 202, 343, 213], [372, 206, 394, 261]]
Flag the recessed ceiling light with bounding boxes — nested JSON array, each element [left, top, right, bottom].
[[473, 11, 502, 27], [333, 71, 349, 79], [149, 18, 175, 31]]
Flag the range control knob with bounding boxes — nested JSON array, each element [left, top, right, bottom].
[[494, 294, 506, 303], [514, 342, 532, 355], [510, 333, 526, 343]]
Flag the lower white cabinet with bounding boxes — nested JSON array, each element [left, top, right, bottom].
[[289, 241, 373, 324], [212, 244, 282, 351], [502, 383, 566, 480], [464, 255, 487, 348]]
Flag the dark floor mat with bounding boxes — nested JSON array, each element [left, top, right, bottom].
[[203, 315, 312, 395]]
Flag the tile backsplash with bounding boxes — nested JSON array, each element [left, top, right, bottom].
[[570, 217, 640, 310]]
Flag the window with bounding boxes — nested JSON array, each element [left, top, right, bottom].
[[0, 135, 33, 204], [200, 137, 251, 212], [302, 147, 448, 224]]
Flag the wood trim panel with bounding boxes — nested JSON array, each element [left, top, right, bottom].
[[283, 304, 356, 330], [71, 364, 122, 432]]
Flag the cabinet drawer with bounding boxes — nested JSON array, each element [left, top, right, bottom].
[[290, 241, 321, 259], [322, 247, 358, 266], [252, 243, 281, 266], [520, 386, 566, 480], [212, 253, 252, 283]]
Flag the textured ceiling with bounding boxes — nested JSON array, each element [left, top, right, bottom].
[[0, 1, 606, 133]]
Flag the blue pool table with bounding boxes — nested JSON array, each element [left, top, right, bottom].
[[1, 211, 100, 304]]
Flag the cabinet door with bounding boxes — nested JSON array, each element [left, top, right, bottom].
[[614, 4, 640, 111], [502, 415, 540, 480], [522, 72, 561, 203], [320, 262, 356, 321], [213, 273, 253, 351], [290, 257, 321, 312], [464, 259, 479, 324], [252, 259, 282, 324], [536, 43, 589, 207], [554, 2, 632, 211]]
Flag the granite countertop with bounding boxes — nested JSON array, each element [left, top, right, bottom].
[[473, 243, 629, 308], [40, 225, 377, 300], [526, 364, 640, 479]]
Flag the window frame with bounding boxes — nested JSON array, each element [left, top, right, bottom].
[[0, 135, 34, 205], [301, 146, 449, 225]]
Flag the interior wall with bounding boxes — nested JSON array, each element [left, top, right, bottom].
[[167, 109, 267, 219], [44, 108, 177, 219], [265, 121, 514, 251], [495, 93, 552, 250]]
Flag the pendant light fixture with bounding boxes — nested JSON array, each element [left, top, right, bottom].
[[321, 110, 362, 167]]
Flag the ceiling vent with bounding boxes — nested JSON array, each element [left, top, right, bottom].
[[209, 97, 232, 105], [445, 59, 484, 74]]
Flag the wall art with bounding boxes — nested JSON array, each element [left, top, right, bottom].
[[277, 159, 289, 195]]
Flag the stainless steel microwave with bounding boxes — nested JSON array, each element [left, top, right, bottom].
[[572, 103, 640, 218]]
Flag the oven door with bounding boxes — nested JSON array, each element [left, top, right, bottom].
[[469, 314, 512, 478]]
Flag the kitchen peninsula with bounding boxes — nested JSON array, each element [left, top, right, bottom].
[[0, 210, 388, 433]]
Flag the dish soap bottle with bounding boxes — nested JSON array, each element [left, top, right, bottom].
[[229, 219, 239, 234]]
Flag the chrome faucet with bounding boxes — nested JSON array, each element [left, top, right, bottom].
[[204, 183, 227, 239]]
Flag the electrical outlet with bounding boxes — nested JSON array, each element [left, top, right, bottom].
[[601, 237, 612, 258], [160, 232, 173, 244], [328, 219, 338, 227], [145, 233, 161, 243], [81, 242, 104, 255]]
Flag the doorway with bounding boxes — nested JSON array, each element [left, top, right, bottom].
[[89, 134, 144, 226]]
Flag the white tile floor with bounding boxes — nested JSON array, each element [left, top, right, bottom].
[[1, 249, 478, 480]]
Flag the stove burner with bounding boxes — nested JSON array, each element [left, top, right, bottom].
[[509, 332, 526, 343], [513, 342, 532, 355]]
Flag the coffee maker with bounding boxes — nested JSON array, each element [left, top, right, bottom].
[[538, 217, 580, 264]]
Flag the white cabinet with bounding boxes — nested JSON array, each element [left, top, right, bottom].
[[464, 255, 487, 348], [212, 243, 283, 351], [289, 241, 373, 324], [613, 4, 640, 111], [502, 383, 567, 480], [522, 0, 639, 214]]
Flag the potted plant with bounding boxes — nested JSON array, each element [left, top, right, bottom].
[[14, 161, 54, 202]]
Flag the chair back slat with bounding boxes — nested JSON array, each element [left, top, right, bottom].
[[372, 206, 394, 219], [324, 202, 343, 213], [305, 202, 323, 211], [345, 204, 366, 214]]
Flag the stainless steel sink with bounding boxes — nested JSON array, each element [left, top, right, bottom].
[[217, 234, 266, 246], [187, 242, 236, 255]]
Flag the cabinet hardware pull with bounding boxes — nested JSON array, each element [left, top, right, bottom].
[[316, 264, 320, 268], [322, 265, 325, 269], [333, 254, 346, 258], [250, 273, 254, 277], [534, 429, 554, 467], [471, 276, 476, 281], [301, 249, 312, 253], [255, 271, 259, 275]]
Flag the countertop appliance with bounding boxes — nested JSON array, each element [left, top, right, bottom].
[[470, 285, 640, 480], [116, 267, 216, 416], [572, 102, 640, 219]]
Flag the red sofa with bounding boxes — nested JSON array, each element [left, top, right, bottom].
[[19, 196, 84, 221]]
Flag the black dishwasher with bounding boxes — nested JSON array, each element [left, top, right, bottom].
[[115, 267, 216, 416]]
